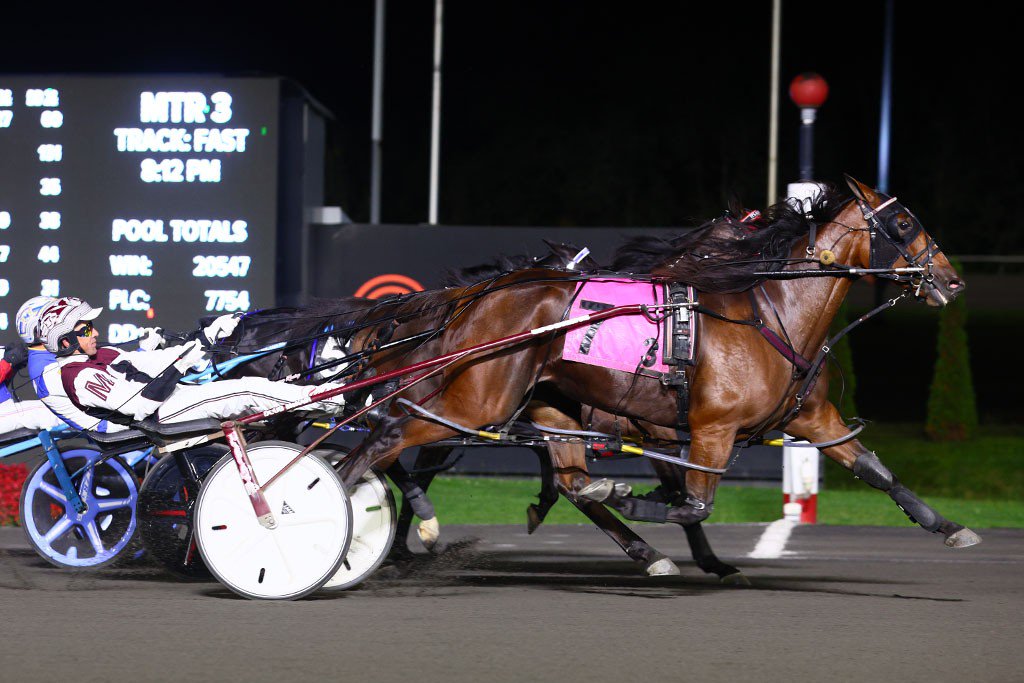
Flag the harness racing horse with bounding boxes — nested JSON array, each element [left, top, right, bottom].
[[332, 176, 980, 558], [220, 244, 737, 578], [391, 244, 744, 579], [212, 240, 741, 578]]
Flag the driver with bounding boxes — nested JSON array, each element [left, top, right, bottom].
[[36, 297, 345, 432], [0, 296, 65, 434]]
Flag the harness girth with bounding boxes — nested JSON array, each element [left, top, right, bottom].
[[660, 283, 698, 428]]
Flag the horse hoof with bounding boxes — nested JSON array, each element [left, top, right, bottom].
[[721, 572, 752, 587], [417, 517, 441, 550], [945, 527, 982, 548], [578, 479, 614, 503], [645, 558, 681, 577], [526, 505, 543, 535]]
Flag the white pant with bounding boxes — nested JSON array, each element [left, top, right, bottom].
[[0, 399, 65, 434], [155, 378, 343, 424]]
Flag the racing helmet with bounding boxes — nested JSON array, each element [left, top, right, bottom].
[[15, 296, 56, 344], [38, 297, 104, 355]]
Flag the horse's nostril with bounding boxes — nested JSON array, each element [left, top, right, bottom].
[[947, 279, 964, 291]]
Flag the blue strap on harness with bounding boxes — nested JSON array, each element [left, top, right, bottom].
[[180, 342, 286, 383]]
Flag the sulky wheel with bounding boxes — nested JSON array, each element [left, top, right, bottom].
[[194, 441, 352, 600], [321, 464, 397, 591], [137, 446, 226, 578], [20, 448, 139, 569]]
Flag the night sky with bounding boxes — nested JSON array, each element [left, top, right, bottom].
[[3, 3, 1020, 253]]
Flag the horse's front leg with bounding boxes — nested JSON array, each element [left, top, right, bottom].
[[786, 401, 981, 548], [662, 423, 734, 527]]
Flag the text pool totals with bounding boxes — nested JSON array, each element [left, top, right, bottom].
[[0, 76, 279, 343]]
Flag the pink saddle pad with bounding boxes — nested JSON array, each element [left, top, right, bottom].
[[562, 280, 669, 375]]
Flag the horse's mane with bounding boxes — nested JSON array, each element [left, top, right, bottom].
[[225, 297, 384, 352], [613, 186, 849, 293], [440, 254, 540, 288], [440, 240, 599, 288], [231, 189, 848, 351], [440, 190, 848, 295]]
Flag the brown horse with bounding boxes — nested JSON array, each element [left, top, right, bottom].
[[332, 176, 979, 557], [384, 243, 741, 579]]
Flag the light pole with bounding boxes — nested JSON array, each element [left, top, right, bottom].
[[788, 72, 829, 181], [782, 73, 829, 526]]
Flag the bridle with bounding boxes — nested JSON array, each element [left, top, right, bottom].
[[850, 194, 944, 302], [804, 192, 942, 302]]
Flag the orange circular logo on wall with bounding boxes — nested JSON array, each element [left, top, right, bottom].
[[354, 274, 425, 299]]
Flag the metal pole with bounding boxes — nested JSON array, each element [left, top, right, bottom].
[[428, 0, 444, 225], [370, 0, 385, 224], [877, 0, 894, 193], [767, 0, 782, 205], [873, 0, 895, 306], [798, 107, 816, 180]]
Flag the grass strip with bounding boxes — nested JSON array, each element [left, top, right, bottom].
[[398, 477, 1024, 528]]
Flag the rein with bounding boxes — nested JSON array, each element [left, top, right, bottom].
[[775, 290, 908, 431]]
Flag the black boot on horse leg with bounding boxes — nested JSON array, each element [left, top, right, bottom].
[[852, 452, 981, 547], [578, 479, 748, 584], [533, 403, 680, 576], [566, 496, 680, 576], [648, 458, 748, 584], [789, 402, 982, 548], [386, 459, 441, 551], [556, 473, 679, 576]]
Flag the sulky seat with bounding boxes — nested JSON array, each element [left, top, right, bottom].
[[134, 417, 224, 446], [0, 428, 40, 448]]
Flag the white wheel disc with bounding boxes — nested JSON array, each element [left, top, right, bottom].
[[195, 442, 352, 600], [322, 468, 396, 591]]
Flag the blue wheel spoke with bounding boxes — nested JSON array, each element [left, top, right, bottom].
[[38, 481, 68, 503], [78, 466, 95, 498], [84, 522, 105, 555], [43, 517, 73, 544], [95, 497, 132, 512]]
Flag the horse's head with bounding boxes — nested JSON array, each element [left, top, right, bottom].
[[844, 175, 965, 307]]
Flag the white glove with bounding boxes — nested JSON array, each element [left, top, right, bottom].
[[137, 328, 166, 352], [172, 340, 211, 373], [203, 314, 241, 345]]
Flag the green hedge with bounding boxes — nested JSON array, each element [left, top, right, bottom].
[[925, 262, 978, 441]]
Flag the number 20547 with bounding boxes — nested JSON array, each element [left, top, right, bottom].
[[192, 255, 251, 278]]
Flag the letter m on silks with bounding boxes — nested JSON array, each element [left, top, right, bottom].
[[84, 373, 116, 401]]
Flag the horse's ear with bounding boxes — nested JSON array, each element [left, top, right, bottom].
[[844, 174, 880, 205]]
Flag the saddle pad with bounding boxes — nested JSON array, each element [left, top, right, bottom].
[[562, 280, 670, 375]]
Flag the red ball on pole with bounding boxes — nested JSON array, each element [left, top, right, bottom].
[[789, 72, 829, 108]]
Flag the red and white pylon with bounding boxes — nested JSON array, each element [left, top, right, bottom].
[[782, 436, 819, 523]]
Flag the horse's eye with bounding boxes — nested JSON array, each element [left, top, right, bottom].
[[897, 220, 911, 232]]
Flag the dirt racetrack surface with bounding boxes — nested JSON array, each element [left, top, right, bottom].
[[1, 523, 1022, 682]]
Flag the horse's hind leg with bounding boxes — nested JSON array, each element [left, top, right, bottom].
[[527, 445, 559, 534], [530, 404, 679, 576], [787, 400, 981, 548]]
